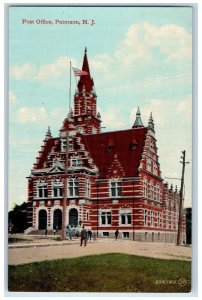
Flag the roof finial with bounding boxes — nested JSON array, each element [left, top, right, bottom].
[[132, 107, 144, 128], [45, 125, 52, 140], [85, 47, 87, 53], [148, 112, 155, 131]]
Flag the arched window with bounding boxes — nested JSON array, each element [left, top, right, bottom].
[[38, 209, 47, 230], [53, 209, 62, 230]]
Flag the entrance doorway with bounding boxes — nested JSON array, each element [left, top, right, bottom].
[[38, 209, 47, 230], [69, 208, 78, 226], [53, 209, 62, 230]]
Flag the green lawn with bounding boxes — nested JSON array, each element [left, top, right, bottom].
[[8, 237, 32, 244], [8, 253, 191, 293]]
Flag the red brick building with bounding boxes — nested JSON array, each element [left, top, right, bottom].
[[27, 49, 186, 243]]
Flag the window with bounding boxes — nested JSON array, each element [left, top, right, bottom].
[[102, 232, 109, 237], [53, 181, 63, 198], [143, 180, 147, 197], [150, 211, 154, 226], [61, 137, 73, 152], [86, 211, 89, 221], [37, 181, 48, 198], [146, 159, 151, 172], [156, 184, 160, 202], [123, 232, 129, 239], [111, 180, 122, 197], [157, 212, 161, 227], [85, 179, 90, 197], [144, 210, 148, 225], [71, 156, 83, 167], [100, 212, 111, 225], [68, 178, 79, 197], [120, 212, 132, 225]]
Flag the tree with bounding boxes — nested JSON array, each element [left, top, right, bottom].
[[8, 202, 28, 233]]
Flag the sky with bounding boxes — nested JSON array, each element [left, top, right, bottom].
[[8, 6, 192, 210]]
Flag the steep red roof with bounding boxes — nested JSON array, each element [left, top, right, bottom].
[[81, 128, 148, 178], [78, 49, 94, 93]]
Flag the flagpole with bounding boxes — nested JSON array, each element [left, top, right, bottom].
[[62, 61, 71, 240], [69, 61, 72, 112]]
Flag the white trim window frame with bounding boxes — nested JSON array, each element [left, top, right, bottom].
[[71, 155, 83, 167], [120, 212, 132, 225], [68, 178, 79, 197], [85, 178, 90, 198], [143, 179, 147, 198], [52, 180, 63, 198], [150, 211, 154, 226], [37, 181, 48, 199], [144, 209, 148, 225], [100, 211, 111, 226], [110, 179, 122, 197]]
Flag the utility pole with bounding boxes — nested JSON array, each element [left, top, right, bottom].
[[176, 150, 189, 246]]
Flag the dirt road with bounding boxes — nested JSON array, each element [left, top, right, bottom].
[[8, 237, 191, 265]]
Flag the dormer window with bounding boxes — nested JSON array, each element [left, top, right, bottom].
[[130, 138, 138, 150], [106, 139, 114, 152], [61, 137, 73, 152], [71, 155, 83, 167]]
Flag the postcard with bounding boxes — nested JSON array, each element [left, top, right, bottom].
[[8, 5, 192, 294]]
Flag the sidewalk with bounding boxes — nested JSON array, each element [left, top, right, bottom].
[[8, 235, 192, 266]]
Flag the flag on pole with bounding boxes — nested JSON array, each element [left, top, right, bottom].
[[72, 67, 88, 76]]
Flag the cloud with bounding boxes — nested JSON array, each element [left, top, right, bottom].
[[9, 91, 17, 105], [115, 22, 191, 64], [15, 107, 48, 123], [10, 56, 77, 83], [10, 63, 36, 80], [98, 106, 126, 131]]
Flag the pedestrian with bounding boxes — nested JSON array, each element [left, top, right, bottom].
[[76, 230, 79, 239], [88, 229, 92, 242], [115, 229, 119, 240], [45, 228, 48, 237], [80, 226, 87, 246], [53, 229, 56, 236], [92, 231, 96, 241]]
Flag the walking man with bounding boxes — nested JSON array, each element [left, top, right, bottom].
[[80, 226, 87, 246]]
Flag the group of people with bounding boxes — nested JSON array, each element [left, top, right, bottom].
[[80, 227, 97, 246]]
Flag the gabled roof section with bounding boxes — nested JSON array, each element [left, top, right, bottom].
[[81, 128, 147, 178], [35, 138, 60, 169]]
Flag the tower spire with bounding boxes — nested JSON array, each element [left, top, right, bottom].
[[77, 48, 93, 93], [45, 126, 52, 140], [132, 107, 144, 128], [148, 112, 155, 131]]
